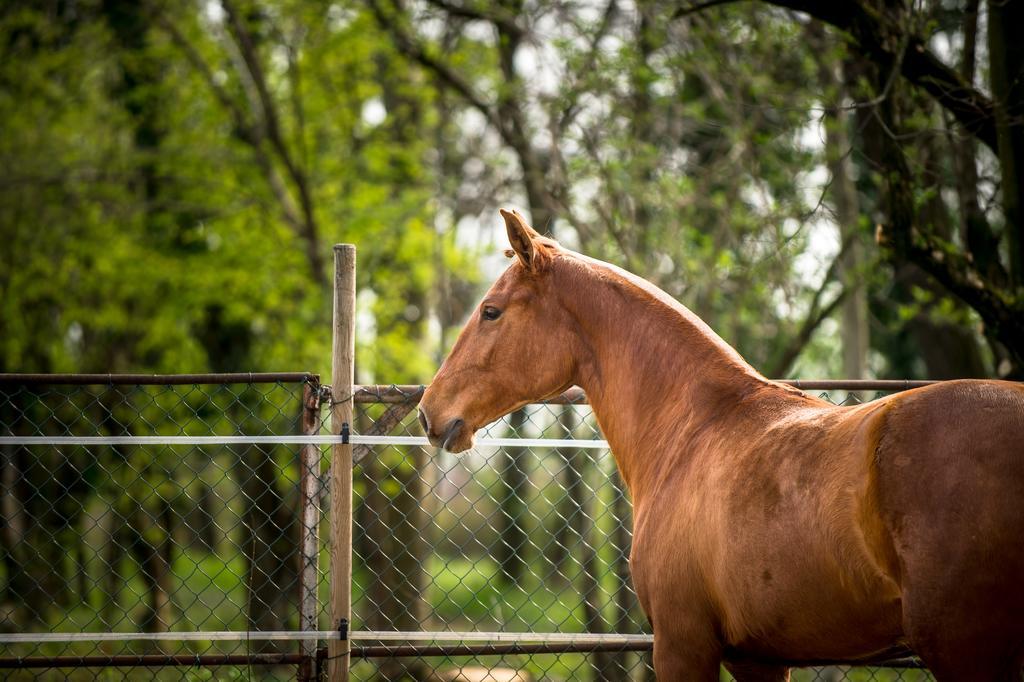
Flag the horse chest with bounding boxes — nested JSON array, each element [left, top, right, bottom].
[[629, 457, 903, 658]]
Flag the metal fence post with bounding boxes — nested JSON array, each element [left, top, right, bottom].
[[330, 245, 356, 681], [298, 380, 322, 682]]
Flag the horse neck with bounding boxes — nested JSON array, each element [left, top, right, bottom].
[[558, 256, 776, 499]]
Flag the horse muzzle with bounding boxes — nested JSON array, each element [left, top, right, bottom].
[[418, 409, 471, 453]]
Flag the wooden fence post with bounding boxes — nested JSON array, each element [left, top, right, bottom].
[[330, 244, 356, 681]]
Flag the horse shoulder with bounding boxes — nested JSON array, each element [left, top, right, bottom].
[[703, 400, 903, 652]]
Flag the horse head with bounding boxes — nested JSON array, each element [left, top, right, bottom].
[[418, 209, 580, 452]]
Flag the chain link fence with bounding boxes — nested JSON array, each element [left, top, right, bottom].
[[0, 375, 934, 680], [0, 374, 321, 680]]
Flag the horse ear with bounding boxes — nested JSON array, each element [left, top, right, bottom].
[[500, 208, 538, 270]]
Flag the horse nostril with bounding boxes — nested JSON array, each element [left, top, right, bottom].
[[418, 409, 429, 435], [445, 418, 464, 443]]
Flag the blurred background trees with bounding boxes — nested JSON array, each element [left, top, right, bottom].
[[3, 0, 1017, 383]]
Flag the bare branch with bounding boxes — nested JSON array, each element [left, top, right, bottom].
[[672, 0, 742, 20], [156, 7, 323, 282], [556, 0, 618, 134], [766, 237, 855, 377], [870, 67, 1024, 374], [422, 0, 523, 39], [760, 0, 998, 151], [221, 0, 324, 282], [156, 13, 256, 144], [352, 400, 419, 465]]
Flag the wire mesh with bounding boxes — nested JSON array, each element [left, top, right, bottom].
[[0, 378, 320, 680], [0, 378, 933, 680]]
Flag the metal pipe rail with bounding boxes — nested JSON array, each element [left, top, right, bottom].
[[0, 434, 611, 448], [0, 372, 318, 385], [349, 380, 940, 404], [0, 630, 652, 644], [0, 374, 940, 394]]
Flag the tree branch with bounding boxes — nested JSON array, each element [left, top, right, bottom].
[[156, 7, 324, 283], [156, 12, 256, 144], [769, 288, 849, 379], [422, 0, 523, 39], [766, 235, 854, 377], [904, 234, 1024, 372], [760, 0, 998, 151], [556, 0, 618, 135], [672, 0, 741, 20], [370, 0, 562, 230], [221, 0, 324, 283], [870, 62, 1024, 375], [675, 0, 997, 150]]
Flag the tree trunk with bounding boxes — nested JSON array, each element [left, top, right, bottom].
[[849, 52, 990, 380], [613, 476, 636, 650], [496, 409, 530, 584], [0, 388, 29, 625], [240, 443, 298, 649], [548, 408, 584, 582], [131, 498, 174, 639], [822, 56, 869, 390], [578, 472, 608, 682], [956, 0, 1003, 285], [988, 0, 1024, 287], [197, 477, 218, 553], [596, 469, 635, 678], [102, 493, 131, 632], [374, 445, 431, 681]]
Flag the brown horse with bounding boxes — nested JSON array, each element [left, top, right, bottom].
[[418, 209, 1024, 681]]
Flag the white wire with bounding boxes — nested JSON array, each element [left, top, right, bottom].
[[0, 630, 651, 644], [0, 435, 609, 449]]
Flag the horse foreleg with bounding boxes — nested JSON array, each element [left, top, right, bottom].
[[724, 661, 791, 682], [652, 635, 721, 681]]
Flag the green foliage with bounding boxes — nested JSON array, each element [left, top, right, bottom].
[[0, 1, 475, 383], [553, 4, 828, 372]]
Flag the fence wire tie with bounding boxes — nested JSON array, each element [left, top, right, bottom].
[[340, 423, 350, 445], [338, 619, 349, 641]]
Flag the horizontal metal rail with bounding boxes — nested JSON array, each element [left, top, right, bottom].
[[0, 372, 318, 385], [0, 376, 946, 396], [0, 653, 310, 669], [0, 648, 927, 669], [358, 631, 653, 644], [782, 379, 938, 391], [0, 631, 650, 644], [351, 642, 655, 657], [0, 435, 611, 449], [0, 631, 332, 643], [349, 646, 925, 668], [352, 380, 942, 404]]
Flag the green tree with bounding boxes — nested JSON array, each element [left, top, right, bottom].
[[723, 0, 1024, 377], [0, 2, 474, 657]]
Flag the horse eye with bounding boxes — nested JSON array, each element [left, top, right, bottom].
[[482, 306, 502, 321]]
